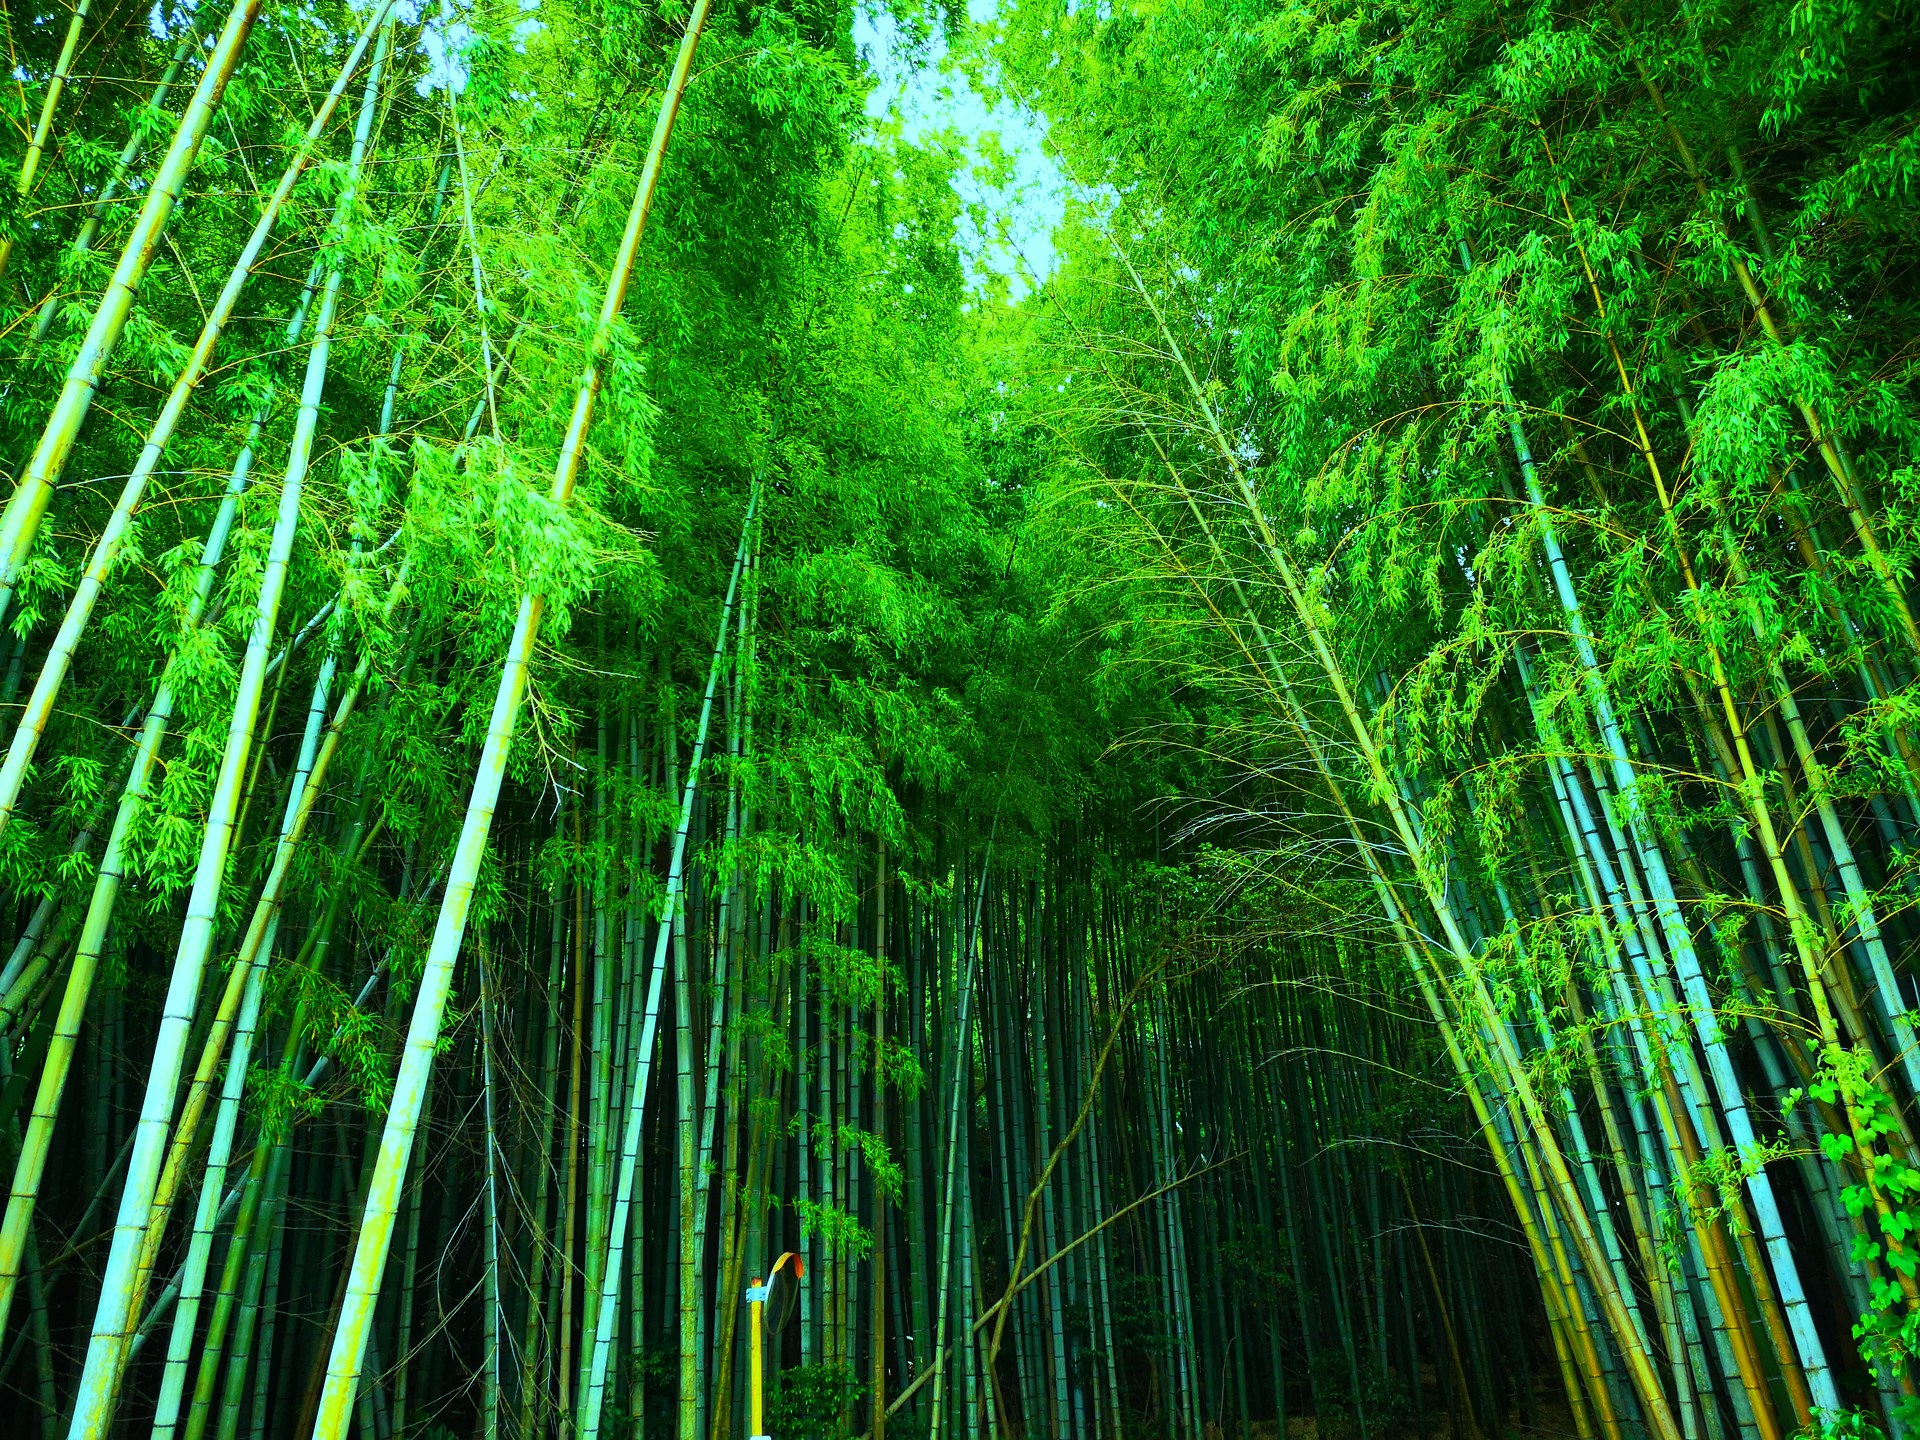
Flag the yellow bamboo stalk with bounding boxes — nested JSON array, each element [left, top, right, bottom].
[[0, 0, 265, 613], [307, 6, 713, 1433], [1510, 1090, 1628, 1440]]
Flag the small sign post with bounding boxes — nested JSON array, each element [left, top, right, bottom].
[[747, 1250, 803, 1439]]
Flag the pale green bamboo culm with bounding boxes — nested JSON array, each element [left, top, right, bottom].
[[0, 264, 321, 1347], [307, 2, 714, 1432], [59, 378, 309, 1440], [144, 539, 350, 1440], [0, 0, 265, 618], [59, 32, 390, 1421]]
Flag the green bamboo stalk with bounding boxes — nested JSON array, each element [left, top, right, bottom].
[[136, 527, 383, 1420], [931, 851, 991, 1440], [688, 665, 747, 1434], [178, 1117, 284, 1440], [134, 553, 408, 1324], [709, 565, 758, 1440], [0, 249, 327, 1338], [519, 863, 569, 1438], [872, 840, 890, 1440], [62, 66, 379, 1417], [581, 689, 614, 1387], [481, 953, 505, 1440], [310, 9, 715, 1422]]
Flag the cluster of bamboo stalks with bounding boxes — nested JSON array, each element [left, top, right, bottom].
[[1056, 261, 1920, 1436], [0, 1, 1565, 1436], [1011, 0, 1920, 1431], [9, 0, 1917, 1435]]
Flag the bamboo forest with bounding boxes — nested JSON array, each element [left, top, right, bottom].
[[0, 0, 1917, 1435]]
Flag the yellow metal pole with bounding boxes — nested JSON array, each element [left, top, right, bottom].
[[748, 1277, 766, 1439], [748, 1251, 799, 1438]]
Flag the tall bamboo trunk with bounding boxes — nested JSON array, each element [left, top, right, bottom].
[[308, 8, 714, 1431]]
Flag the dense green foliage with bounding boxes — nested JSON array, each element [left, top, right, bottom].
[[982, 0, 1920, 1433], [0, 0, 1914, 1436]]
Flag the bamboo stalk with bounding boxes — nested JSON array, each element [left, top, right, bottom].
[[308, 7, 714, 1430], [0, 0, 266, 611]]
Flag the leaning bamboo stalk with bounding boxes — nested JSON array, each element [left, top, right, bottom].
[[128, 332, 415, 1310], [61, 477, 295, 1424], [0, 0, 266, 612], [880, 1154, 1243, 1424], [445, 45, 503, 441], [986, 958, 1161, 1387], [126, 925, 402, 1377], [1539, 656, 1817, 1432], [686, 617, 751, 1432], [673, 744, 703, 1436], [0, 922, 75, 1038], [62, 82, 377, 1424], [1663, 386, 1918, 1096], [0, 0, 96, 283], [25, 20, 201, 346], [139, 628, 349, 1372], [708, 566, 759, 1440], [0, 257, 324, 1339], [178, 1131, 286, 1440], [132, 573, 404, 1316], [309, 6, 714, 1430], [0, 4, 397, 839], [0, 892, 60, 1003]]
